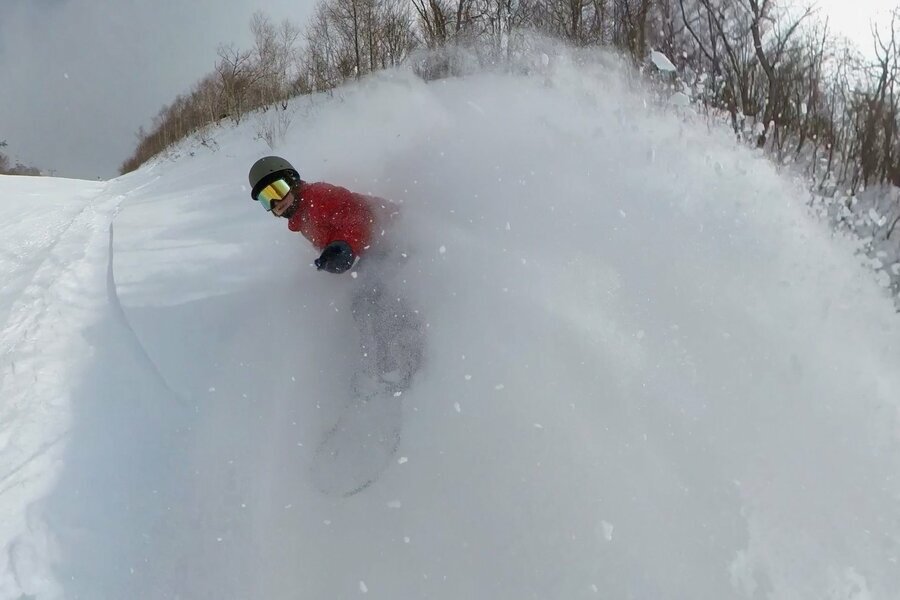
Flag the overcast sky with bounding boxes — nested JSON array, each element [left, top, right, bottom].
[[0, 0, 316, 179], [818, 0, 897, 52], [0, 0, 895, 180]]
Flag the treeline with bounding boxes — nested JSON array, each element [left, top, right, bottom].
[[0, 140, 40, 176], [120, 0, 900, 199], [663, 2, 900, 195], [119, 6, 417, 174]]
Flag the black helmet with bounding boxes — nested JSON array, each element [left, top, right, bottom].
[[248, 156, 300, 200]]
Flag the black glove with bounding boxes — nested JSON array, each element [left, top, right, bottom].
[[314, 240, 355, 274]]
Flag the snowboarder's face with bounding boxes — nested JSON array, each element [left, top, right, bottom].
[[271, 191, 296, 217]]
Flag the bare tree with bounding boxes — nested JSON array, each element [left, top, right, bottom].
[[326, 0, 366, 78], [745, 0, 814, 147], [302, 0, 418, 85], [613, 0, 653, 62], [216, 44, 265, 124], [380, 0, 419, 67], [412, 0, 476, 47], [304, 2, 344, 91], [871, 10, 899, 185]]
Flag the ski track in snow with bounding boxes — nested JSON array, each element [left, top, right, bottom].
[[0, 178, 122, 597]]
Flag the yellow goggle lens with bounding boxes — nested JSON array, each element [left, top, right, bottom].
[[256, 178, 293, 210]]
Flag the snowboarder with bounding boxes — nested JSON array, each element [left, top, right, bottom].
[[249, 158, 422, 495], [248, 155, 380, 274]]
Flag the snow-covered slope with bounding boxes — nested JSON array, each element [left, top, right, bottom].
[[2, 50, 900, 599]]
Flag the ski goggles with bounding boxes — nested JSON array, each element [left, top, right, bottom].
[[254, 178, 293, 211]]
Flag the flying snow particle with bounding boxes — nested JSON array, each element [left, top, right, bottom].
[[439, 245, 447, 254], [387, 500, 402, 509], [669, 92, 691, 107], [466, 100, 486, 115], [454, 402, 462, 413], [650, 51, 676, 72], [359, 581, 369, 593], [601, 521, 614, 541], [398, 457, 408, 464], [495, 383, 505, 390], [868, 208, 887, 226], [464, 374, 472, 381]]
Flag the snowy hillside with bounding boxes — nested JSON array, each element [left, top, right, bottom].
[[2, 51, 900, 599]]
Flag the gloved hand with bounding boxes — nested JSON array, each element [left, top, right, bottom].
[[314, 240, 355, 273]]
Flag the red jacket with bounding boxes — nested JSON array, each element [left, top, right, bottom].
[[287, 182, 376, 256]]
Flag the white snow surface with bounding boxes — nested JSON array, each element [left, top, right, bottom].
[[2, 53, 900, 599]]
